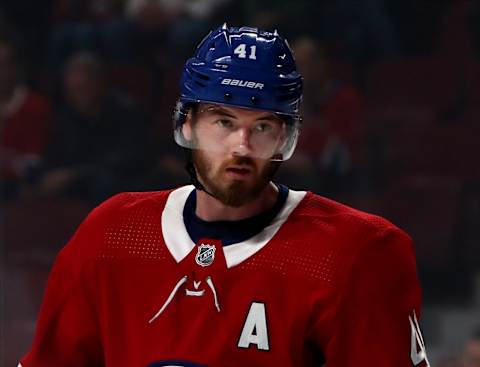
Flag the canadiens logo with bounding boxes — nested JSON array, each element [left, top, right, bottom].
[[195, 244, 216, 267]]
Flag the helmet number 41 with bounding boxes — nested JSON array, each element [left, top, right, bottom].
[[234, 44, 257, 60]]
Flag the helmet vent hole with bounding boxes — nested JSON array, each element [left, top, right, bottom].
[[194, 71, 210, 81], [276, 94, 293, 102]]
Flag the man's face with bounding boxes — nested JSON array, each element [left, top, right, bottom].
[[184, 104, 285, 207], [63, 63, 104, 114]]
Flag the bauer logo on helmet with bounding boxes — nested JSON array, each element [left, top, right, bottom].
[[221, 79, 264, 89]]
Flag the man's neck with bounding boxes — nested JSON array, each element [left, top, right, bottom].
[[195, 182, 279, 222]]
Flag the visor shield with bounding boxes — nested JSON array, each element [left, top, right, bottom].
[[174, 103, 301, 161]]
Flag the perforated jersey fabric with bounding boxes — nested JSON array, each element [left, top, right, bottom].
[[19, 186, 428, 367]]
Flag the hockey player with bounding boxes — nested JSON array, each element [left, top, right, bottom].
[[19, 24, 429, 367]]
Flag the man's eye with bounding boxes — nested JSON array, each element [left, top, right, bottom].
[[254, 123, 272, 132], [216, 119, 234, 128]]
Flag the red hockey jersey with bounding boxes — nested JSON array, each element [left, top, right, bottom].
[[19, 185, 429, 367]]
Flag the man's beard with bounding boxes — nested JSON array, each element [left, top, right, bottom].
[[192, 150, 280, 207]]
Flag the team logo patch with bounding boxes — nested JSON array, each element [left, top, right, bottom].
[[195, 244, 216, 267]]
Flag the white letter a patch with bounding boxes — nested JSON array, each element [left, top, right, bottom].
[[238, 302, 270, 351]]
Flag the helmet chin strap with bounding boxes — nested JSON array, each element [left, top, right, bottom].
[[183, 148, 217, 198]]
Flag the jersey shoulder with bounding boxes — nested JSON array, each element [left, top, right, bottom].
[[281, 191, 415, 280], [60, 189, 176, 264], [88, 189, 172, 222], [84, 189, 172, 229], [293, 191, 408, 240]]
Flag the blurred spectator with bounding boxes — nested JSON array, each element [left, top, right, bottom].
[[463, 327, 480, 367], [386, 0, 449, 56], [242, 0, 309, 36], [0, 30, 52, 201], [48, 0, 128, 69], [436, 356, 462, 367], [51, 0, 124, 23], [33, 52, 154, 204], [466, 1, 480, 60], [0, 1, 53, 73], [47, 0, 232, 69], [437, 0, 474, 66], [281, 36, 365, 195], [124, 0, 233, 63], [313, 0, 398, 69]]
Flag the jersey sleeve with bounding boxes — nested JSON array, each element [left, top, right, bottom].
[[322, 227, 429, 367], [18, 203, 110, 367]]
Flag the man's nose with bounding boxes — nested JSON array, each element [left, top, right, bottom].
[[230, 128, 253, 157]]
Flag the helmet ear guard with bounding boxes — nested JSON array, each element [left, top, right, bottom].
[[173, 24, 303, 162]]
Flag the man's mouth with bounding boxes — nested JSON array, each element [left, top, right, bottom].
[[227, 167, 250, 172], [225, 166, 253, 177]]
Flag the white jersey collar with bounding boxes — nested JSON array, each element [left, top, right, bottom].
[[161, 185, 306, 268]]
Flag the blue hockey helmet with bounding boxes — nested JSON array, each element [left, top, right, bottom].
[[173, 24, 303, 161]]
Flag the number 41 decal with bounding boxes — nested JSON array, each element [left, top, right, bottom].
[[234, 44, 257, 60]]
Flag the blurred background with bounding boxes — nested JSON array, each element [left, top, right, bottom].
[[0, 0, 479, 365]]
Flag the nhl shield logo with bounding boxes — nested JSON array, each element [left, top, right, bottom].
[[195, 244, 216, 267]]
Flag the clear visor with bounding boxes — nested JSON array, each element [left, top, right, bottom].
[[174, 103, 301, 161]]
